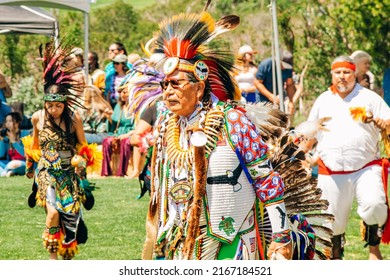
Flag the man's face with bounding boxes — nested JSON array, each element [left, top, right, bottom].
[[162, 70, 204, 117], [88, 53, 95, 68], [331, 67, 356, 93], [108, 44, 120, 60]]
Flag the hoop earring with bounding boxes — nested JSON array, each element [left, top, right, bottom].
[[195, 100, 203, 111]]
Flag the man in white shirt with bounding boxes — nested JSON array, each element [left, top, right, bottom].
[[306, 55, 390, 260]]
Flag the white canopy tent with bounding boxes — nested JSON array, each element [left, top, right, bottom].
[[0, 5, 58, 37], [0, 0, 91, 79]]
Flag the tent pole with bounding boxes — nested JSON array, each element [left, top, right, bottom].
[[54, 20, 59, 48], [84, 11, 89, 84], [270, 0, 284, 112]]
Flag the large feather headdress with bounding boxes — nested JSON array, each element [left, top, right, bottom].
[[146, 3, 240, 101], [39, 38, 85, 109]]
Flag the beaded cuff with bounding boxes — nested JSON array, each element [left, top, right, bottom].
[[246, 157, 271, 180], [25, 158, 34, 173]]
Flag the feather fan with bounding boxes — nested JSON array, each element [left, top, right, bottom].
[[126, 61, 165, 123], [242, 102, 335, 260]]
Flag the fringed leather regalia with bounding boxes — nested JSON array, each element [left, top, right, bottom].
[[22, 38, 100, 260], [142, 1, 334, 260]]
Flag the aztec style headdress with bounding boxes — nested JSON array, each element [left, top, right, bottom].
[[145, 0, 241, 101], [39, 39, 85, 108]]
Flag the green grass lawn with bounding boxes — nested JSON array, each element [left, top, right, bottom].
[[0, 175, 389, 260], [0, 176, 149, 260]]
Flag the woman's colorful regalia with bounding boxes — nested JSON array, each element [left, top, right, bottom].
[[23, 40, 101, 259]]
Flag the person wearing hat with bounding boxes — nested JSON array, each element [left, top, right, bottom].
[[140, 7, 333, 261], [254, 49, 295, 116], [105, 42, 132, 101], [105, 53, 129, 108], [304, 55, 390, 260], [234, 45, 258, 103]]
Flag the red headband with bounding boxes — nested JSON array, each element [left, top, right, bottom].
[[331, 61, 356, 71]]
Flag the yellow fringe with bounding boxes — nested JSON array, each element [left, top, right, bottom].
[[360, 220, 366, 241], [76, 142, 103, 174], [57, 231, 79, 260], [21, 135, 41, 162]]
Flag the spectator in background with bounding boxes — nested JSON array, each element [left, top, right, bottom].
[[0, 112, 29, 177], [0, 101, 12, 127], [127, 53, 141, 65], [350, 50, 375, 91], [10, 102, 32, 130], [66, 47, 87, 96], [88, 51, 106, 95], [81, 85, 113, 145], [105, 53, 129, 108], [101, 80, 134, 177], [255, 49, 295, 117], [105, 42, 132, 95], [0, 72, 12, 103], [130, 103, 158, 199], [234, 45, 258, 103]]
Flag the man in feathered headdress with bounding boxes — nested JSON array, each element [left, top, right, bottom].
[[141, 2, 330, 260]]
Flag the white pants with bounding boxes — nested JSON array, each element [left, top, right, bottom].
[[318, 165, 388, 235]]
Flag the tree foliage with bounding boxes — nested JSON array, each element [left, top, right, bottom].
[[0, 0, 388, 117], [277, 0, 389, 99]]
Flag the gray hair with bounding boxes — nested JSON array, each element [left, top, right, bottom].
[[350, 50, 372, 63]]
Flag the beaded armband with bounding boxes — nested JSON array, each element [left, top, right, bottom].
[[246, 157, 272, 181], [25, 158, 35, 173], [265, 200, 289, 234]]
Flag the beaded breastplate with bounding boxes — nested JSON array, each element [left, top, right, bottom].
[[38, 120, 76, 170]]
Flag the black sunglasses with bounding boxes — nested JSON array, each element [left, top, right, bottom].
[[113, 62, 121, 65], [160, 79, 195, 90]]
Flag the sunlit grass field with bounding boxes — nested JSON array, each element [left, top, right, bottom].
[[0, 175, 389, 260], [0, 176, 149, 260]]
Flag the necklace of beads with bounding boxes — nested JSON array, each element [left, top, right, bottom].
[[165, 107, 225, 170]]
